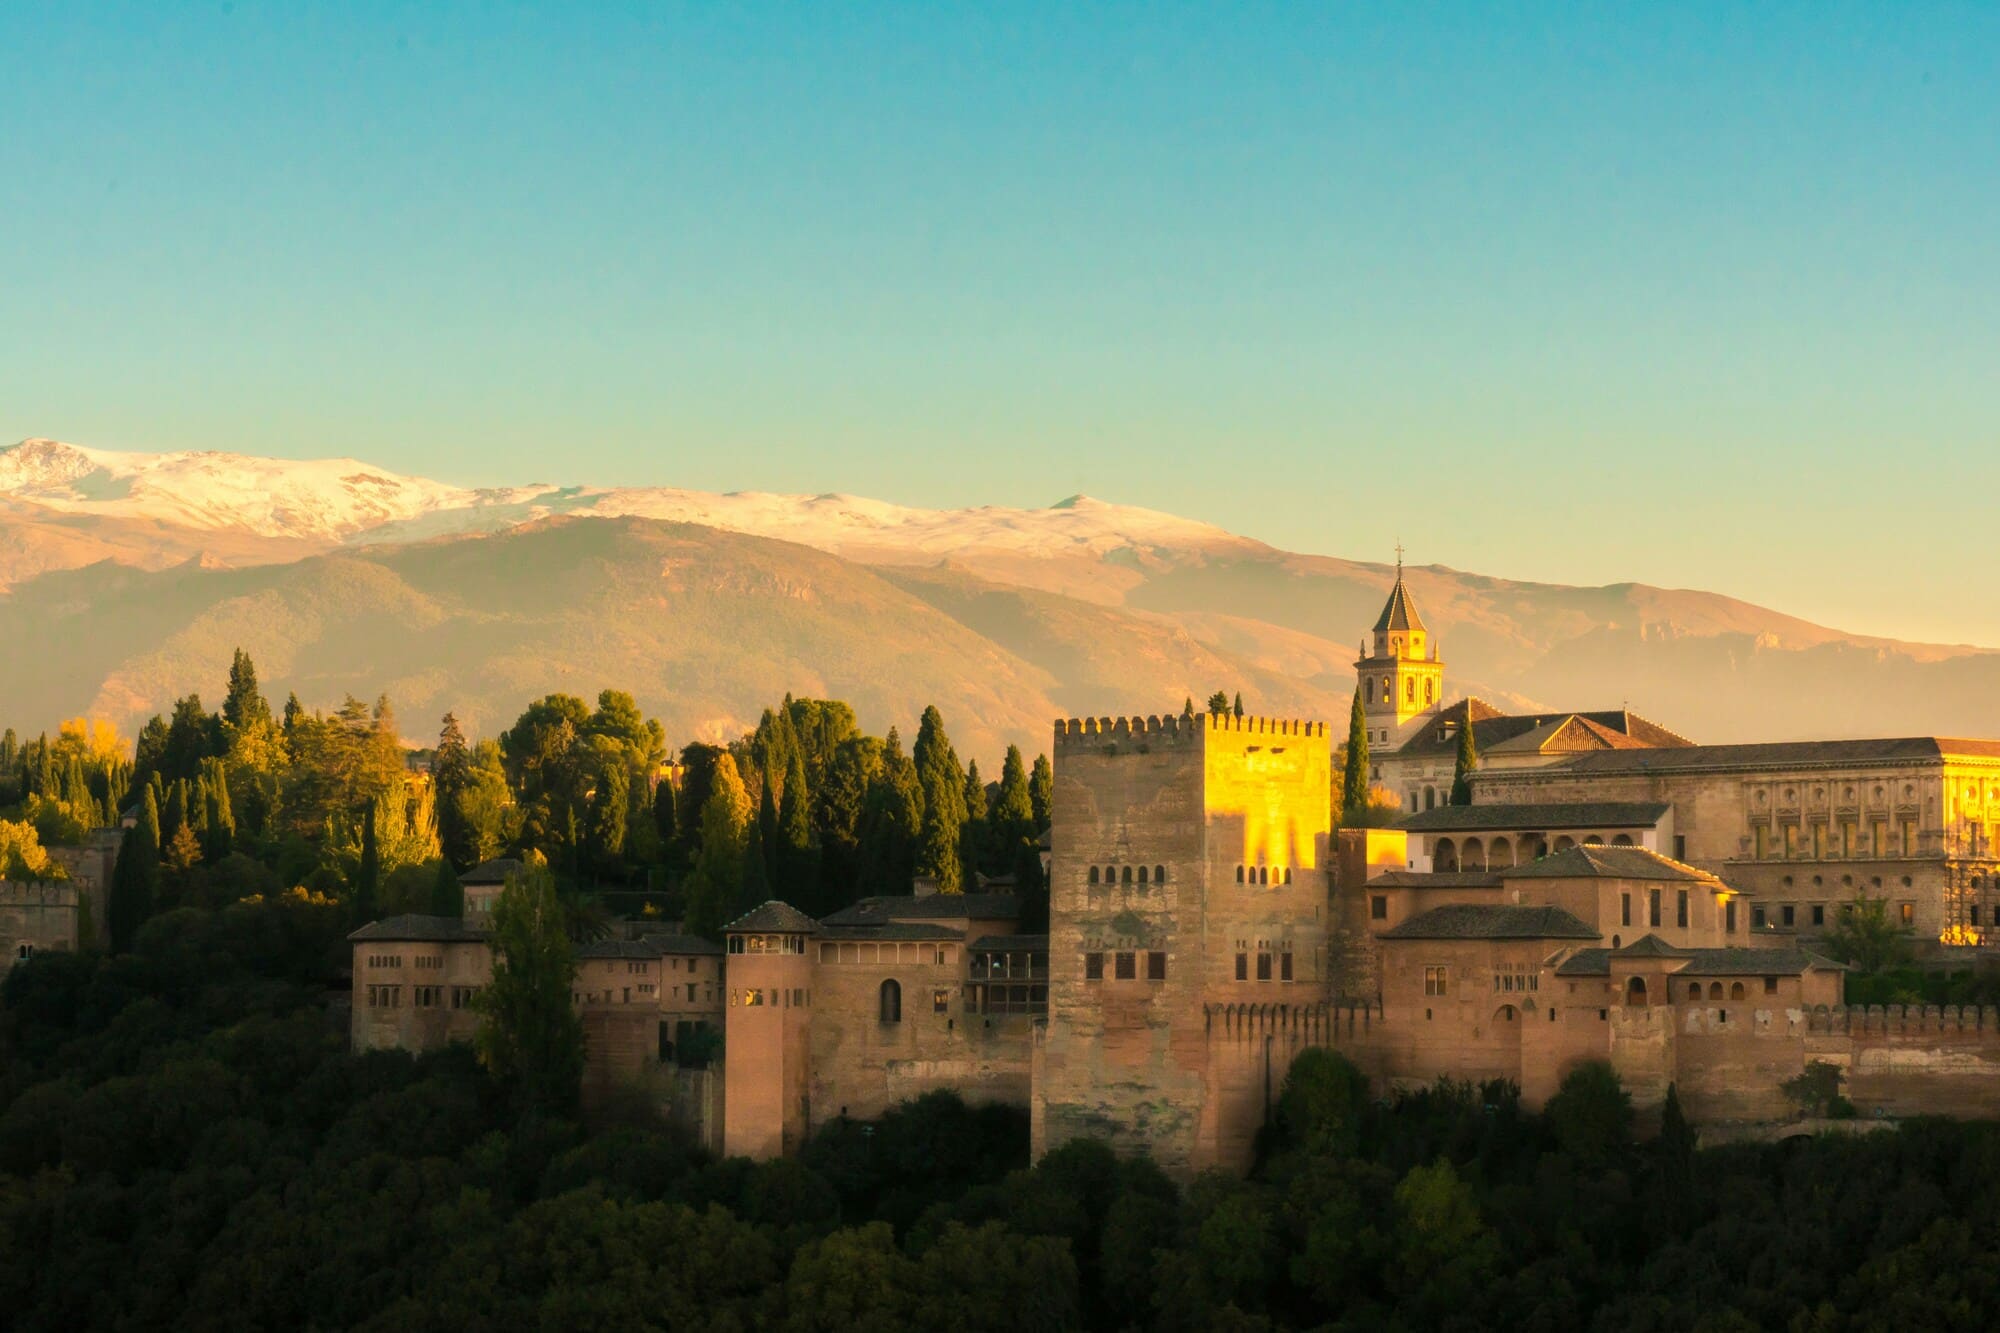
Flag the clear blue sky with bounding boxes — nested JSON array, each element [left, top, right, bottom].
[[3, 4, 1995, 643]]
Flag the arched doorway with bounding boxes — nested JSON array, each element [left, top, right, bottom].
[[1519, 835, 1548, 862], [879, 978, 902, 1024], [1435, 838, 1458, 872], [1554, 835, 1576, 853], [1624, 976, 1648, 1006], [1487, 838, 1514, 869], [1489, 1004, 1523, 1084], [1612, 834, 1635, 847]]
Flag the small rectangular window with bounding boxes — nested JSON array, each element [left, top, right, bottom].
[[1280, 952, 1294, 982], [1423, 966, 1447, 997], [1781, 904, 1795, 927], [1235, 952, 1247, 981], [1763, 976, 1777, 994], [1256, 952, 1272, 981], [1370, 895, 1387, 921], [1677, 890, 1688, 928], [1649, 889, 1662, 928], [1752, 906, 1767, 929], [1726, 900, 1738, 933], [933, 989, 950, 1013], [1812, 904, 1826, 926], [1900, 903, 1915, 925], [1621, 893, 1631, 927], [1114, 951, 1136, 980], [1084, 952, 1104, 980], [1146, 951, 1167, 981]]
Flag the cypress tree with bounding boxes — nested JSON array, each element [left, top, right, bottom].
[[587, 762, 629, 876], [429, 857, 465, 917], [961, 759, 990, 878], [683, 755, 751, 938], [652, 774, 678, 854], [740, 808, 773, 914], [354, 799, 381, 926], [434, 713, 474, 870], [913, 706, 967, 893], [1233, 692, 1245, 718], [858, 729, 923, 896], [756, 766, 780, 888], [1029, 754, 1053, 831], [1342, 687, 1370, 815], [107, 787, 162, 952], [204, 758, 235, 858], [777, 747, 819, 911], [1182, 697, 1196, 717], [222, 648, 273, 731], [1451, 712, 1479, 806]]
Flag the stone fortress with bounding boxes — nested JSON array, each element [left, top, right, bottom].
[[350, 566, 2000, 1175]]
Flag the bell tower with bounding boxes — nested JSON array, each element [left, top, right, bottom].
[[1354, 548, 1445, 751]]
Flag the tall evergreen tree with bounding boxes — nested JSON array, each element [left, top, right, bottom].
[[475, 868, 583, 1115], [107, 787, 162, 951], [740, 807, 773, 914], [203, 758, 235, 859], [1451, 713, 1479, 806], [433, 712, 478, 870], [776, 747, 819, 910], [353, 798, 381, 926], [1233, 692, 1245, 718], [651, 775, 678, 855], [587, 761, 629, 876], [961, 760, 990, 880], [1029, 754, 1053, 831], [859, 728, 924, 895], [429, 856, 465, 918], [1342, 687, 1371, 815], [222, 648, 273, 731], [683, 754, 751, 938], [913, 706, 968, 893], [756, 766, 780, 888]]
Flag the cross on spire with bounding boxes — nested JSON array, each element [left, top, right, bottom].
[[1394, 541, 1404, 575]]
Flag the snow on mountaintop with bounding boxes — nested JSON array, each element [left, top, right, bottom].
[[0, 438, 1257, 561]]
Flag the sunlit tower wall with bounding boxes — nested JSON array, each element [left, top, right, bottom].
[[1035, 712, 1333, 1177]]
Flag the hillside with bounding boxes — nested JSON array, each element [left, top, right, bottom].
[[5, 436, 2000, 757]]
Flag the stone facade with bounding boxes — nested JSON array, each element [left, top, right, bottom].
[[0, 880, 80, 979]]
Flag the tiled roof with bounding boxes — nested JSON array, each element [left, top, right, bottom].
[[349, 914, 489, 943], [641, 932, 724, 957], [819, 893, 1021, 926], [722, 900, 821, 934], [820, 922, 966, 942], [970, 934, 1051, 952], [578, 939, 662, 960], [1501, 845, 1717, 883], [1392, 702, 1691, 760], [1379, 904, 1599, 941], [1398, 802, 1671, 833], [1614, 933, 1682, 957], [459, 857, 523, 886], [1533, 737, 2000, 776], [1365, 870, 1505, 889], [1373, 575, 1428, 634], [1555, 945, 1845, 977]]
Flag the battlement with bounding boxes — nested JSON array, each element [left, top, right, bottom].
[[1204, 999, 1380, 1040], [1051, 713, 1327, 750], [0, 880, 77, 908]]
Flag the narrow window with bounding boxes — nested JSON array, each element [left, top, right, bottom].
[[1114, 951, 1136, 980], [1121, 865, 1133, 884], [879, 979, 902, 1023], [1089, 866, 1100, 884], [1812, 904, 1826, 926], [1900, 903, 1915, 925], [1234, 952, 1247, 981], [1752, 906, 1766, 929], [1256, 952, 1272, 981], [1235, 865, 1244, 883], [1781, 904, 1795, 927], [1146, 951, 1167, 981], [1084, 952, 1104, 981], [1370, 895, 1387, 921], [1621, 893, 1631, 927], [1155, 865, 1165, 883], [933, 988, 950, 1014], [1677, 890, 1688, 928], [1280, 952, 1294, 982], [1763, 976, 1777, 995], [1726, 900, 1737, 933], [1649, 889, 1662, 928]]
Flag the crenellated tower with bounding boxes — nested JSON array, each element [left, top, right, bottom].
[[1354, 552, 1445, 754]]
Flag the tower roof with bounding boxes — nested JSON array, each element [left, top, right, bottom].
[[1372, 573, 1427, 635]]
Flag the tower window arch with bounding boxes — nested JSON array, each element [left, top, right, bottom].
[[1406, 677, 1415, 702], [878, 979, 902, 1024], [1089, 866, 1100, 884], [1425, 680, 1434, 703], [1121, 865, 1133, 884]]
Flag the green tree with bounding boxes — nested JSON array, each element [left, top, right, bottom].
[[1450, 714, 1478, 805], [1276, 1047, 1371, 1156], [108, 787, 162, 950], [960, 759, 989, 880], [1391, 1158, 1496, 1294], [777, 747, 819, 910], [1232, 692, 1244, 718], [586, 760, 629, 875], [1029, 754, 1053, 831], [1206, 691, 1230, 716], [913, 707, 968, 892], [221, 648, 273, 731], [475, 867, 584, 1114], [432, 712, 476, 869], [1341, 687, 1370, 815], [860, 729, 924, 895], [684, 754, 752, 938], [352, 798, 381, 926], [756, 765, 780, 886], [428, 856, 464, 917], [1545, 1059, 1634, 1165], [202, 757, 235, 859], [1822, 894, 1915, 975]]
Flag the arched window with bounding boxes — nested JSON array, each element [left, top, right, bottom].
[[1137, 865, 1148, 884], [1687, 983, 1701, 1000], [1709, 982, 1724, 1000], [1729, 982, 1745, 1000], [1235, 865, 1244, 883], [1104, 865, 1116, 883], [1089, 866, 1100, 884], [1258, 867, 1269, 885], [1121, 865, 1133, 884], [1611, 834, 1634, 847], [1425, 680, 1434, 703], [1554, 836, 1576, 853], [1406, 677, 1415, 702], [1424, 787, 1437, 811], [1155, 865, 1165, 884], [1583, 835, 1604, 845], [1435, 838, 1458, 872], [879, 979, 902, 1024], [1625, 976, 1648, 1006]]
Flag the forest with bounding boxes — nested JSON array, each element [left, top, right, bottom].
[[2, 891, 1998, 1330]]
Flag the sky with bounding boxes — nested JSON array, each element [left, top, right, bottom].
[[3, 3, 1996, 643]]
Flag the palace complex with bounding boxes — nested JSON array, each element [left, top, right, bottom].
[[346, 568, 2000, 1176]]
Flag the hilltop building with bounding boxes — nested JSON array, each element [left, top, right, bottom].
[[345, 565, 2000, 1177]]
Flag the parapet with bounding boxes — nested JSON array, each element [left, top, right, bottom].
[[0, 880, 78, 908], [1802, 1004, 2000, 1037], [1051, 713, 1327, 751]]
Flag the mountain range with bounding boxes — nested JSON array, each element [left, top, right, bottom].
[[3, 436, 1995, 762]]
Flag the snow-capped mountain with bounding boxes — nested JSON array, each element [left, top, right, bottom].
[[0, 437, 1256, 563]]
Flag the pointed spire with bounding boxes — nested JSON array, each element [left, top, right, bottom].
[[1372, 558, 1427, 634]]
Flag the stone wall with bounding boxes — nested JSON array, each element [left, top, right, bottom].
[[0, 880, 79, 980]]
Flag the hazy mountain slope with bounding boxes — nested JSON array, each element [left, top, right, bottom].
[[0, 517, 1321, 761]]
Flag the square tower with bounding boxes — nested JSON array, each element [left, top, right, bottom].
[[1035, 712, 1333, 1177], [1355, 565, 1445, 753]]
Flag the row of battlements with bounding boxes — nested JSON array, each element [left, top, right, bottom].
[[0, 880, 78, 906], [1205, 999, 1380, 1038], [1608, 1002, 2000, 1040], [1052, 713, 1328, 747]]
